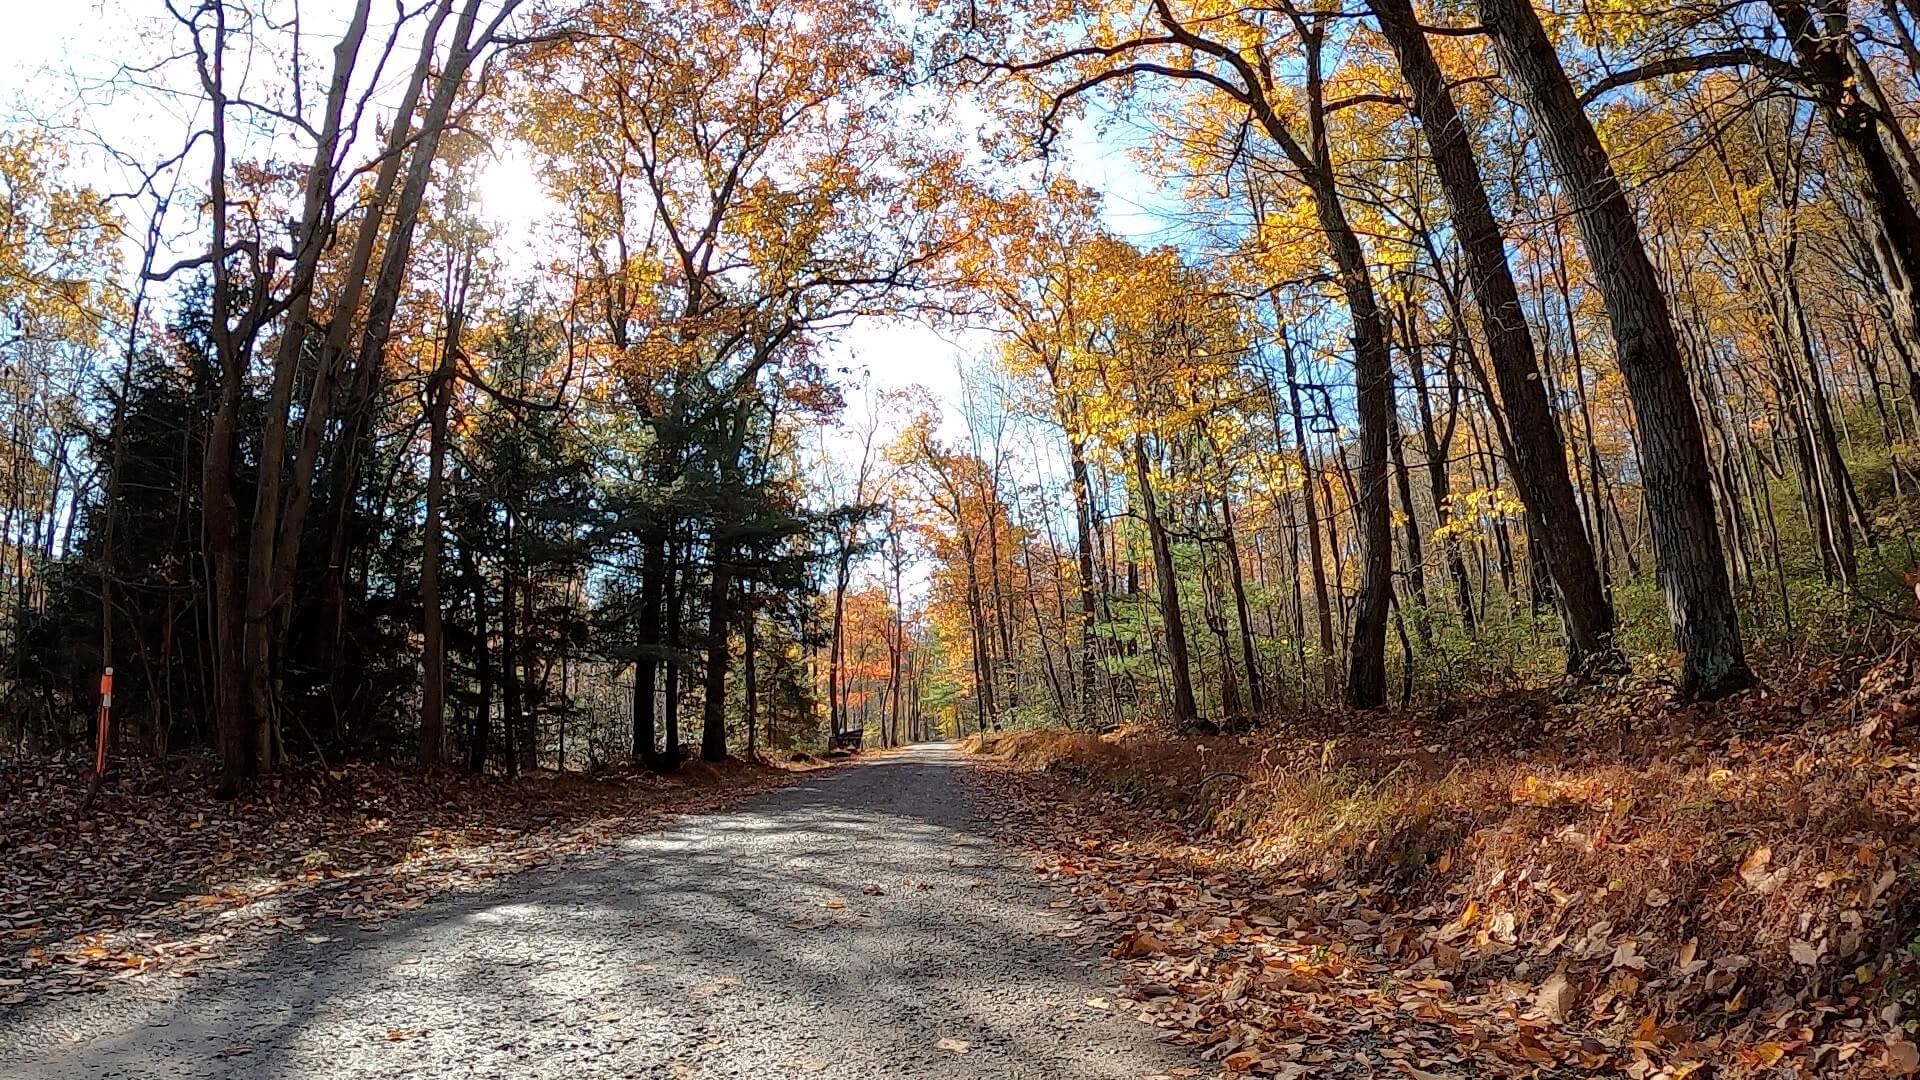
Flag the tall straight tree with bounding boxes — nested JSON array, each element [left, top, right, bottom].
[[1475, 0, 1752, 697], [1132, 435, 1200, 728], [419, 248, 472, 764]]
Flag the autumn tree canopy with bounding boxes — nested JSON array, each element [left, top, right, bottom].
[[0, 0, 1916, 767]]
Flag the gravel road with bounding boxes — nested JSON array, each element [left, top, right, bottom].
[[1, 744, 1197, 1079]]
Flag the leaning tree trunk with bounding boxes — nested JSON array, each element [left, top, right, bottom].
[[1372, 0, 1622, 674], [1478, 0, 1752, 697], [1770, 0, 1920, 433], [240, 0, 372, 777], [1148, 0, 1391, 706], [244, 0, 457, 774]]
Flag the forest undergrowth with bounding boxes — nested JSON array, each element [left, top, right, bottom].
[[965, 639, 1920, 1078], [0, 753, 824, 1006]]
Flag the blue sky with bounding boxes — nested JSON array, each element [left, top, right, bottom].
[[828, 103, 1178, 442], [3, 2, 1182, 471], [3, 1, 1202, 604]]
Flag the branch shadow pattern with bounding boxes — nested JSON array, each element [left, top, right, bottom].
[[2, 747, 1198, 1079]]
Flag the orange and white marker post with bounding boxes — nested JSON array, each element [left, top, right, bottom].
[[95, 667, 113, 778]]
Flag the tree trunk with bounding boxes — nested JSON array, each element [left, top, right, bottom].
[[194, 3, 260, 798], [700, 538, 733, 763], [959, 530, 995, 732], [520, 536, 537, 771], [635, 532, 662, 766], [418, 367, 452, 765], [1373, 0, 1621, 673], [1218, 494, 1263, 713], [1478, 0, 1752, 697], [1067, 435, 1100, 730], [828, 545, 850, 739], [1407, 319, 1477, 632], [1384, 386, 1430, 644], [1133, 436, 1199, 728], [204, 365, 248, 796], [245, 0, 460, 773], [744, 590, 759, 759], [663, 549, 684, 768], [1275, 330, 1339, 694], [1310, 197, 1393, 711], [418, 263, 466, 766], [461, 539, 491, 773], [500, 516, 520, 779]]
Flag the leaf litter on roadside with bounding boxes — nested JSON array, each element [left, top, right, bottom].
[[962, 740, 1918, 1080], [958, 647, 1920, 1079], [0, 754, 810, 1004]]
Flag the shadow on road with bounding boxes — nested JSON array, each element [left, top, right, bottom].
[[6, 746, 1193, 1080]]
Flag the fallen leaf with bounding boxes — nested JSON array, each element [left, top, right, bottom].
[[1535, 968, 1575, 1023], [1611, 939, 1646, 971], [1223, 1049, 1261, 1071], [1738, 847, 1778, 893], [1114, 930, 1169, 957]]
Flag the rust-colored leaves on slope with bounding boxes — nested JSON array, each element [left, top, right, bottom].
[[964, 647, 1920, 1078], [967, 723, 1918, 1080], [973, 768, 1605, 1077]]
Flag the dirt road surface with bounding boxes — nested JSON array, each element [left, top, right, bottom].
[[0, 744, 1197, 1079]]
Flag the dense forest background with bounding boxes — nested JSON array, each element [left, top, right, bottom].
[[3, 0, 1919, 795]]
